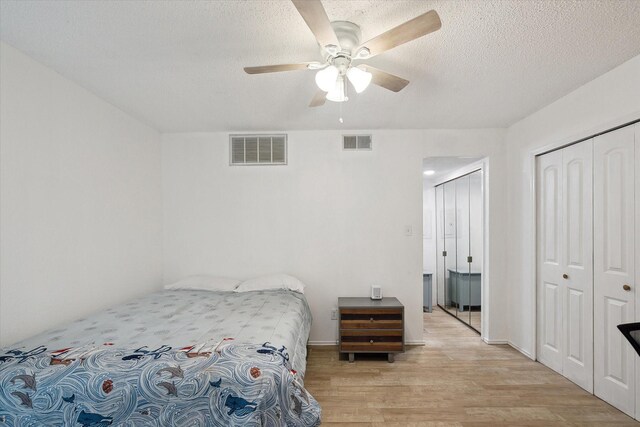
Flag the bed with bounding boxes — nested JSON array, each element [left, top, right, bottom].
[[0, 288, 321, 426]]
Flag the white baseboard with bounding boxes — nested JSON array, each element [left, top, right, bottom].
[[481, 337, 534, 360], [508, 340, 534, 360], [482, 337, 508, 345]]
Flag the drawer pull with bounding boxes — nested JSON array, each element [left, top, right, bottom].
[[370, 340, 374, 344], [369, 317, 374, 322]]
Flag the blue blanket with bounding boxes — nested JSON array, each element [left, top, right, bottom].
[[0, 341, 321, 426]]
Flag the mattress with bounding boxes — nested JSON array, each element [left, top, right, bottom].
[[0, 289, 320, 426]]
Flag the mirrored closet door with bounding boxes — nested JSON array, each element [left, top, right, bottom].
[[444, 180, 457, 317], [435, 170, 483, 332], [468, 171, 483, 331]]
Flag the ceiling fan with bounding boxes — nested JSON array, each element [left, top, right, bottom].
[[244, 0, 442, 107]]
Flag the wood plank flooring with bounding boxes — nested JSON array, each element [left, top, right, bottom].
[[304, 307, 638, 426]]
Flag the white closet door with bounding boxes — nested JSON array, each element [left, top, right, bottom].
[[561, 140, 593, 392], [594, 125, 636, 417], [536, 149, 564, 374]]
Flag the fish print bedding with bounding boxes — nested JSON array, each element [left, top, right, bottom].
[[0, 289, 321, 426]]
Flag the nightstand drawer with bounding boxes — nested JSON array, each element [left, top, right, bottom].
[[340, 341, 403, 352], [340, 308, 403, 329], [341, 329, 403, 340]]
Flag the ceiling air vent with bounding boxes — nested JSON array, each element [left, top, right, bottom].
[[343, 134, 372, 151], [230, 134, 287, 165]]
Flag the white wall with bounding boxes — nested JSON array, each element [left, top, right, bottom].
[[422, 186, 438, 307], [422, 186, 436, 274], [0, 42, 163, 347], [162, 129, 508, 345], [505, 54, 640, 357], [422, 186, 436, 306]]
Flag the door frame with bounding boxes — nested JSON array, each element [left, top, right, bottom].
[[529, 114, 640, 362]]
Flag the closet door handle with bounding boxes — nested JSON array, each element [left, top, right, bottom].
[[623, 284, 631, 292], [562, 274, 569, 279]]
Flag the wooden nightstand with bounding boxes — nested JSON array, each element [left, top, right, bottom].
[[338, 297, 405, 363]]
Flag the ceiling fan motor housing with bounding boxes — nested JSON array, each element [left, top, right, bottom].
[[333, 56, 351, 75], [327, 21, 362, 57]]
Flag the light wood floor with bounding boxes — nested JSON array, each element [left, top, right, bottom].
[[441, 306, 481, 331], [304, 307, 638, 426]]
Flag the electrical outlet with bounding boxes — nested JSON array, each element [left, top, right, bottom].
[[331, 309, 338, 320]]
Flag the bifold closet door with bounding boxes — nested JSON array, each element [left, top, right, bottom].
[[537, 149, 564, 374], [560, 141, 593, 392], [594, 125, 636, 417], [536, 140, 593, 392]]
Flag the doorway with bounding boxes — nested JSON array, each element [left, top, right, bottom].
[[423, 157, 484, 333]]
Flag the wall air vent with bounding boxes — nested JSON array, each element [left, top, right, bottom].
[[230, 134, 287, 165], [343, 134, 372, 151]]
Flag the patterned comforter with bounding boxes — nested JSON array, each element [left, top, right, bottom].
[[0, 289, 321, 426]]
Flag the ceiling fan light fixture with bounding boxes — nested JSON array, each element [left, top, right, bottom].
[[306, 62, 326, 70], [326, 76, 348, 102], [315, 65, 339, 92], [324, 44, 340, 56], [354, 47, 371, 59], [346, 66, 372, 93]]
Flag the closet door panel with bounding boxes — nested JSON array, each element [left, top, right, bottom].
[[444, 181, 457, 316], [536, 150, 563, 374], [436, 185, 445, 307], [635, 123, 639, 422], [562, 140, 593, 393], [594, 125, 635, 417], [469, 171, 483, 332]]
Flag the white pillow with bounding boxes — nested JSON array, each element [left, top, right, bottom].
[[235, 273, 306, 294], [164, 275, 241, 292]]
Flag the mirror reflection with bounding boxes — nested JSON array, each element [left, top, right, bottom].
[[426, 160, 483, 333]]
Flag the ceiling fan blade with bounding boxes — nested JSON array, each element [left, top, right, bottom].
[[357, 10, 441, 58], [365, 66, 410, 92], [244, 63, 312, 74], [309, 90, 327, 107], [291, 0, 340, 51]]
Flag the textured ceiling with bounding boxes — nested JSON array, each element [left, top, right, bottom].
[[1, 0, 640, 132]]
